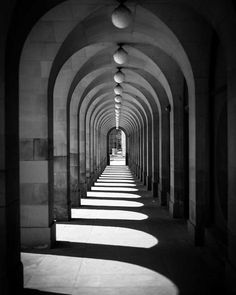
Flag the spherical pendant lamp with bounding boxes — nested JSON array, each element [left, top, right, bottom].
[[114, 95, 122, 103], [113, 46, 128, 64], [111, 3, 132, 29], [115, 103, 121, 109], [114, 84, 123, 95], [114, 69, 125, 83]]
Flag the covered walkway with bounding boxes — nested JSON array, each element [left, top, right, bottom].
[[22, 165, 223, 295], [1, 1, 236, 294]]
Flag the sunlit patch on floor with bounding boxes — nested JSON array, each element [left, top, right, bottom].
[[56, 224, 157, 248], [22, 253, 178, 295], [110, 160, 126, 165], [86, 191, 141, 199], [99, 176, 134, 179], [94, 182, 136, 187], [97, 179, 135, 183], [81, 198, 144, 207], [91, 187, 138, 192], [71, 208, 148, 220]]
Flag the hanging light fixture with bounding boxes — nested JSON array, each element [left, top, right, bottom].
[[115, 103, 121, 109], [114, 95, 122, 103], [114, 84, 123, 95], [113, 45, 128, 64], [111, 2, 132, 29], [114, 68, 125, 83]]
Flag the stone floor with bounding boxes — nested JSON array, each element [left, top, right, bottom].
[[22, 165, 225, 295]]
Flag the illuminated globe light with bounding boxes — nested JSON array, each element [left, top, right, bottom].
[[114, 95, 122, 103], [111, 4, 132, 29], [113, 46, 128, 64], [115, 103, 121, 109], [114, 84, 123, 95], [114, 69, 125, 83]]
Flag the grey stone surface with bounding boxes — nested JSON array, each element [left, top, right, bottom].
[[20, 139, 34, 161], [33, 139, 48, 160]]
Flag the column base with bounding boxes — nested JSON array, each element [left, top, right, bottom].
[[142, 171, 147, 185], [152, 181, 158, 198], [140, 168, 143, 182], [86, 177, 92, 191], [71, 191, 80, 207], [187, 220, 205, 246], [54, 206, 71, 221], [136, 165, 139, 178], [169, 199, 184, 218], [21, 222, 56, 249], [146, 175, 152, 191], [159, 186, 167, 206], [54, 188, 71, 221], [80, 182, 87, 198]]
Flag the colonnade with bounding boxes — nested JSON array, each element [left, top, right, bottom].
[[1, 1, 236, 293]]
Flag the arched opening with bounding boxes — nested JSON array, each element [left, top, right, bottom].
[[107, 128, 127, 166]]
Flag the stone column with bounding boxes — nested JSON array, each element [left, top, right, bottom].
[[20, 62, 56, 246], [152, 114, 159, 198], [188, 78, 210, 244], [227, 57, 236, 283], [159, 110, 170, 205], [2, 23, 24, 291], [146, 121, 152, 190], [79, 123, 87, 198], [142, 124, 148, 185], [169, 79, 185, 218], [139, 127, 144, 181], [86, 128, 92, 190]]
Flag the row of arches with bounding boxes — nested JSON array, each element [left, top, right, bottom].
[[19, 2, 191, 242], [1, 0, 236, 293]]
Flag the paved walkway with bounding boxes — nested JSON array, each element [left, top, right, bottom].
[[22, 165, 224, 295]]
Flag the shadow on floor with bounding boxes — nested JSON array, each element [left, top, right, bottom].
[[22, 166, 227, 295]]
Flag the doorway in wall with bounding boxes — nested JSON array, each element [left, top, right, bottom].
[[108, 129, 126, 166]]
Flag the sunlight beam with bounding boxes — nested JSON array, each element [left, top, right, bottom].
[[71, 208, 147, 220], [91, 187, 138, 192], [81, 198, 143, 207], [56, 224, 157, 248], [97, 179, 135, 183], [94, 182, 136, 187], [22, 254, 179, 295], [86, 191, 141, 199]]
